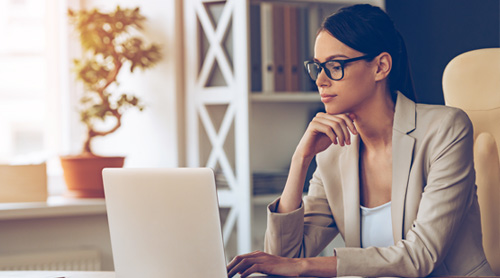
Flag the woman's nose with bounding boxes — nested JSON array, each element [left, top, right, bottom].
[[315, 68, 331, 88]]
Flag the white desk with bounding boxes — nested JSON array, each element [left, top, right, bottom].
[[0, 272, 491, 278], [0, 272, 113, 278], [0, 272, 282, 278], [0, 272, 313, 278]]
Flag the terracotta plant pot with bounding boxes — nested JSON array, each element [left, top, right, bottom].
[[60, 154, 125, 198]]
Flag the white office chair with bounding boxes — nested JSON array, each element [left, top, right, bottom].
[[442, 48, 500, 275]]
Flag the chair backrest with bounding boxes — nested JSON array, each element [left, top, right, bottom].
[[442, 48, 500, 275]]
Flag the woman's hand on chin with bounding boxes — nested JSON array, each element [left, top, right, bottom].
[[295, 112, 357, 160]]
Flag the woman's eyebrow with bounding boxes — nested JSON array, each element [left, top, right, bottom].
[[313, 54, 350, 62]]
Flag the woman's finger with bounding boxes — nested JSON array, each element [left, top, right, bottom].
[[228, 252, 302, 278], [313, 116, 349, 146], [338, 113, 358, 135], [317, 112, 358, 137], [227, 251, 265, 277], [330, 121, 347, 146], [227, 251, 258, 276], [309, 120, 338, 145], [228, 258, 251, 277], [227, 255, 242, 272], [240, 263, 262, 278], [332, 114, 354, 145]]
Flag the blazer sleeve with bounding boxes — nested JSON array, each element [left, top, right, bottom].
[[335, 109, 477, 277], [264, 167, 339, 258]]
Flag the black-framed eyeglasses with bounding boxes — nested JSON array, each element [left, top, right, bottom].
[[303, 54, 375, 81]]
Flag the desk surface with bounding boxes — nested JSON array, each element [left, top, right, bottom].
[[0, 272, 494, 278], [0, 272, 113, 278], [0, 272, 315, 278]]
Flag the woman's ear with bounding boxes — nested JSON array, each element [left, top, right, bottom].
[[374, 52, 392, 82]]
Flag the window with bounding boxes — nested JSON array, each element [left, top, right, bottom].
[[0, 0, 67, 195]]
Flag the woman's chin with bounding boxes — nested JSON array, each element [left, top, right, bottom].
[[325, 106, 345, 115]]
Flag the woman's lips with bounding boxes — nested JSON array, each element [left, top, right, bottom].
[[320, 94, 337, 103]]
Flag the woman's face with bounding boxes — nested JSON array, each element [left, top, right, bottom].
[[314, 30, 378, 115]]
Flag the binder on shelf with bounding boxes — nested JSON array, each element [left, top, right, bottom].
[[298, 5, 316, 92], [252, 171, 289, 195], [216, 170, 290, 195], [272, 4, 286, 92], [260, 2, 274, 94], [283, 5, 301, 92], [250, 4, 262, 92], [258, 3, 337, 94]]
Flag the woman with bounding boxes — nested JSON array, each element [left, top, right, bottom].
[[227, 4, 494, 278]]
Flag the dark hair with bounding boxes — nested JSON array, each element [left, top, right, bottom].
[[319, 4, 417, 102]]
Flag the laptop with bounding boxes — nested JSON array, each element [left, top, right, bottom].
[[102, 168, 228, 278]]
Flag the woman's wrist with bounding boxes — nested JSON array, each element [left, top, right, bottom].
[[291, 151, 314, 169], [277, 153, 312, 213], [298, 256, 337, 277]]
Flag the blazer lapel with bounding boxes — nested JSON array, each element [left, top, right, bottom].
[[391, 92, 416, 244], [339, 135, 361, 247]]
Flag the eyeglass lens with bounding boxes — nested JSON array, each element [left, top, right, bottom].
[[306, 61, 343, 81]]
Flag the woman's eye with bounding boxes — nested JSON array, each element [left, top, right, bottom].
[[326, 61, 342, 72], [328, 65, 341, 72]]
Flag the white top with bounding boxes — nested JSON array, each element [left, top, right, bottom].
[[360, 201, 394, 248]]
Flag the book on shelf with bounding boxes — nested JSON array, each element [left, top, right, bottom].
[[252, 171, 289, 195], [250, 4, 262, 92], [298, 5, 317, 92], [215, 170, 313, 196], [260, 2, 274, 93], [283, 5, 301, 92], [253, 3, 321, 94], [215, 170, 288, 195], [214, 171, 230, 190], [272, 4, 286, 92]]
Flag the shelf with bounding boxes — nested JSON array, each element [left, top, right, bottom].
[[0, 196, 106, 220], [251, 92, 320, 103]]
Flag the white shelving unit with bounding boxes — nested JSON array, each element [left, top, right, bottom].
[[184, 0, 384, 257]]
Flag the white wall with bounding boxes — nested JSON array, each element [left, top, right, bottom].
[[69, 0, 185, 167]]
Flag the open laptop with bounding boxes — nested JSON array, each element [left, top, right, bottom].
[[102, 168, 228, 278]]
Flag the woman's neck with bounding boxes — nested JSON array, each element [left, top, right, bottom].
[[352, 90, 395, 151]]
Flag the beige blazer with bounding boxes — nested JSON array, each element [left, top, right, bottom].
[[264, 92, 494, 277]]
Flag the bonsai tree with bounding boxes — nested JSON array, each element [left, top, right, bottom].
[[68, 6, 162, 155]]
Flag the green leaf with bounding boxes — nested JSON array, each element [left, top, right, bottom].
[[68, 5, 158, 140]]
